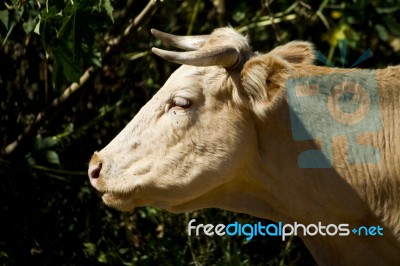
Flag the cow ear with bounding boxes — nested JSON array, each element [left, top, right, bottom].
[[269, 41, 314, 65], [241, 54, 290, 119]]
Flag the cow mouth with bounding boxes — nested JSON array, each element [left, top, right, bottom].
[[101, 192, 135, 211]]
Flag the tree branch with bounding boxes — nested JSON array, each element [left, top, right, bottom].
[[3, 67, 95, 156], [2, 0, 161, 156], [105, 0, 160, 56]]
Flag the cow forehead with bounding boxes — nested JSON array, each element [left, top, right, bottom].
[[163, 65, 227, 92]]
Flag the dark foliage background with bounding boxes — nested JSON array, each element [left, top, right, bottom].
[[1, 0, 399, 265]]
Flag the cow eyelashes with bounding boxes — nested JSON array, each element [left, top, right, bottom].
[[171, 96, 191, 109]]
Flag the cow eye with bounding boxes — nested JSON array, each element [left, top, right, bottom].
[[171, 96, 191, 109]]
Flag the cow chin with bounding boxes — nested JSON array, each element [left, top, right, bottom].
[[102, 192, 136, 212]]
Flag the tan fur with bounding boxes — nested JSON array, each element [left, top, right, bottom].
[[89, 28, 400, 265]]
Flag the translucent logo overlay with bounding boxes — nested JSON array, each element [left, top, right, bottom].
[[188, 219, 384, 241], [286, 41, 381, 168]]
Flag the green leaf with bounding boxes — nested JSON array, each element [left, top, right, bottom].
[[375, 24, 389, 41], [0, 10, 9, 30], [34, 18, 40, 35], [383, 15, 400, 36], [53, 46, 82, 83], [23, 15, 39, 34], [83, 242, 96, 256], [26, 153, 37, 167], [98, 252, 108, 263], [103, 0, 114, 22], [376, 6, 400, 14], [57, 12, 74, 39], [45, 150, 60, 165], [35, 137, 58, 150]]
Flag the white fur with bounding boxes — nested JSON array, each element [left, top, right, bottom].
[[89, 28, 400, 265]]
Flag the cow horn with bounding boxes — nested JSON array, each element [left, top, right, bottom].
[[151, 46, 240, 67], [151, 29, 209, 51]]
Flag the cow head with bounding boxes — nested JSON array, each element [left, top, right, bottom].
[[88, 28, 314, 212]]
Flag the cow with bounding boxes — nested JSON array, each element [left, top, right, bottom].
[[88, 27, 400, 265]]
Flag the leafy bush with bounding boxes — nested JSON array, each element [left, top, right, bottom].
[[1, 0, 399, 265]]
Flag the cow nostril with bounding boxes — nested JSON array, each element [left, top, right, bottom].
[[90, 163, 102, 179]]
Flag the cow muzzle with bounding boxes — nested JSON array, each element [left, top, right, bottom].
[[88, 152, 103, 190]]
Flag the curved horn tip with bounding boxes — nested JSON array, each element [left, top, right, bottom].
[[151, 47, 161, 54], [151, 28, 171, 39], [150, 28, 169, 41], [151, 47, 171, 60], [150, 28, 159, 36]]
